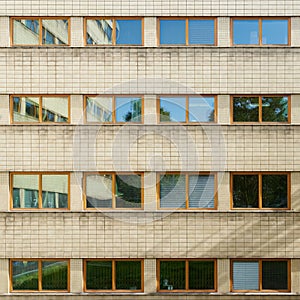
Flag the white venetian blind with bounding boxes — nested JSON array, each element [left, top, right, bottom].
[[233, 261, 259, 290]]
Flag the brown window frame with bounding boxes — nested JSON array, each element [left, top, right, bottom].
[[10, 259, 70, 292], [230, 259, 291, 292], [11, 17, 71, 46], [157, 259, 217, 292], [83, 259, 144, 292], [10, 172, 71, 210], [230, 172, 291, 210]]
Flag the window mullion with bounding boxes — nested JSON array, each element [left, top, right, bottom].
[[259, 260, 262, 291], [113, 19, 116, 45], [258, 174, 262, 209], [38, 260, 42, 291], [39, 174, 42, 209], [39, 96, 42, 122], [112, 174, 116, 209], [186, 96, 189, 123], [39, 18, 43, 45], [259, 96, 262, 122], [186, 19, 189, 45], [186, 175, 189, 209], [259, 18, 262, 46], [185, 260, 189, 290], [112, 260, 116, 291], [112, 97, 116, 123]]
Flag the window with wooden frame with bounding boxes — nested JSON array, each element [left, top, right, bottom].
[[231, 96, 290, 123], [157, 259, 216, 292], [158, 18, 216, 45], [85, 17, 143, 45], [11, 259, 69, 292], [157, 173, 217, 209], [11, 17, 70, 46], [158, 96, 217, 123], [11, 95, 70, 124], [84, 95, 143, 123], [11, 173, 70, 210], [231, 172, 290, 209], [84, 172, 143, 209], [84, 259, 143, 292], [231, 259, 290, 292], [231, 18, 290, 45]]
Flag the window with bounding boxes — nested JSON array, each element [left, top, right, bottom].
[[159, 96, 216, 123], [11, 95, 70, 123], [84, 259, 143, 292], [158, 173, 216, 209], [11, 173, 70, 210], [85, 96, 143, 123], [12, 18, 69, 46], [232, 18, 290, 45], [158, 259, 216, 291], [85, 18, 143, 45], [231, 259, 290, 292], [11, 259, 69, 292], [232, 96, 289, 123], [159, 18, 216, 45], [84, 173, 143, 209], [231, 173, 290, 209]]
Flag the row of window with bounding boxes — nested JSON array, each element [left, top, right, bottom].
[[11, 95, 290, 124], [10, 258, 290, 293], [10, 172, 290, 210], [10, 17, 291, 46]]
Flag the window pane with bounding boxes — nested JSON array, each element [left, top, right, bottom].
[[233, 97, 259, 122], [42, 97, 69, 123], [86, 19, 113, 45], [233, 175, 259, 208], [262, 20, 288, 45], [42, 19, 69, 45], [160, 174, 186, 208], [262, 175, 288, 208], [42, 261, 68, 290], [116, 261, 141, 290], [189, 97, 215, 122], [233, 20, 259, 45], [116, 19, 142, 45], [115, 97, 142, 122], [13, 96, 39, 122], [13, 19, 39, 45], [233, 261, 259, 290], [160, 20, 186, 44], [42, 175, 68, 208], [160, 97, 186, 122], [262, 96, 288, 122], [262, 261, 288, 290], [86, 174, 113, 208], [189, 261, 215, 290], [160, 261, 185, 290], [189, 175, 215, 208], [116, 175, 142, 208], [12, 261, 39, 290], [86, 97, 113, 122], [189, 20, 215, 44], [86, 261, 112, 290]]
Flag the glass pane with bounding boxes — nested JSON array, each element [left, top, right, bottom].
[[160, 174, 186, 208], [160, 97, 186, 122], [189, 97, 215, 122], [160, 261, 185, 290], [115, 97, 142, 122], [233, 19, 259, 45], [262, 261, 288, 290], [233, 175, 259, 208], [13, 175, 39, 208], [189, 20, 215, 44], [262, 175, 288, 208], [86, 174, 113, 208], [262, 96, 288, 122], [86, 97, 113, 122], [116, 261, 141, 290], [86, 261, 112, 290], [233, 97, 259, 122], [42, 261, 68, 290], [42, 19, 69, 45], [86, 19, 113, 45], [160, 20, 186, 44], [42, 97, 68, 123], [116, 19, 142, 45], [233, 261, 259, 290], [12, 261, 39, 290], [13, 19, 39, 45], [116, 175, 141, 208], [13, 96, 39, 122], [262, 20, 288, 45], [189, 261, 215, 290], [42, 175, 68, 208]]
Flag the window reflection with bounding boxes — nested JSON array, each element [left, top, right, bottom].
[[233, 20, 259, 45], [160, 20, 186, 45], [115, 97, 142, 122], [160, 97, 186, 122], [116, 20, 142, 45], [262, 20, 288, 45]]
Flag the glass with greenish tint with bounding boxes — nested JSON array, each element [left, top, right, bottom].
[[189, 261, 215, 290], [262, 261, 288, 290], [12, 261, 39, 290], [262, 96, 288, 122], [42, 261, 68, 290], [86, 261, 112, 290], [115, 261, 141, 290], [160, 261, 185, 290], [233, 97, 259, 122]]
